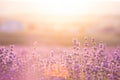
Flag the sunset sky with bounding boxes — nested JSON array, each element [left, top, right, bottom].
[[0, 0, 120, 30], [0, 0, 120, 45], [0, 0, 120, 16]]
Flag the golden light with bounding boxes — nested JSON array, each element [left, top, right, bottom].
[[45, 63, 69, 78], [34, 0, 95, 30], [1, 0, 118, 31], [36, 0, 94, 16]]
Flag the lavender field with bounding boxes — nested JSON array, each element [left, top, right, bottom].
[[0, 0, 120, 80], [0, 37, 119, 80]]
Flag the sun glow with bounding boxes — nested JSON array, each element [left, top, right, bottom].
[[45, 63, 69, 78], [34, 0, 95, 30], [1, 0, 118, 31], [36, 0, 94, 16]]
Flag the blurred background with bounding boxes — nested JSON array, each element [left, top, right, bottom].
[[0, 0, 120, 46]]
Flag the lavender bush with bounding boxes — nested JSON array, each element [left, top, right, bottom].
[[0, 37, 119, 80]]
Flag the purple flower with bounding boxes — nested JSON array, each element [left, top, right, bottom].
[[87, 73, 92, 80], [108, 74, 114, 80]]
